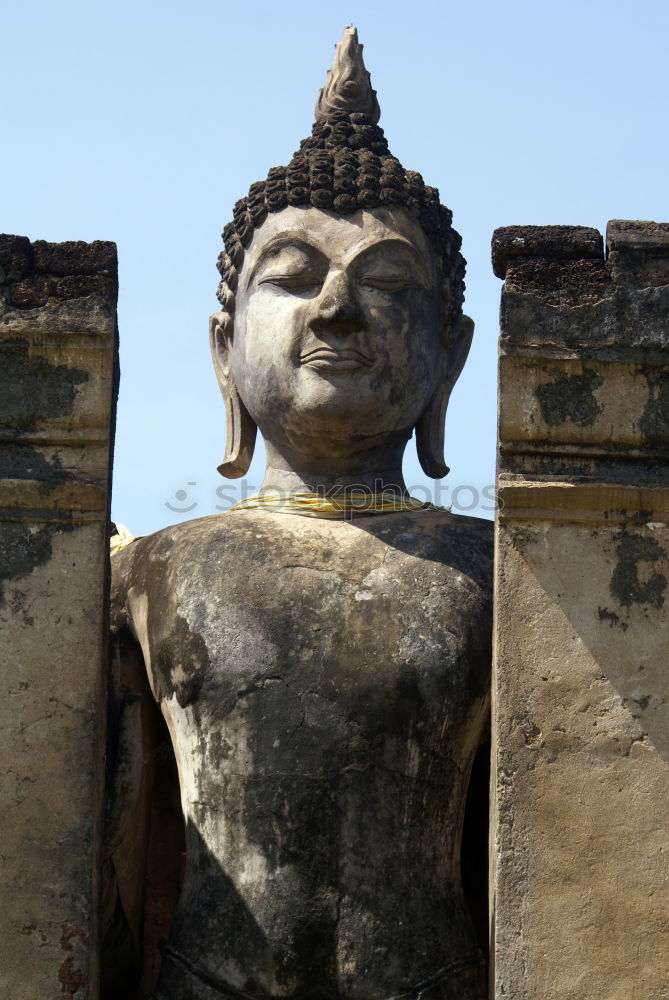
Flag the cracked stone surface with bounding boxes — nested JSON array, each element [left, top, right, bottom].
[[0, 234, 118, 999], [493, 220, 669, 1000]]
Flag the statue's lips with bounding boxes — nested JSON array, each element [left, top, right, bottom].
[[300, 347, 374, 373]]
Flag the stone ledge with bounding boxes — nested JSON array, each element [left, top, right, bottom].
[[497, 481, 669, 524], [0, 479, 108, 512]]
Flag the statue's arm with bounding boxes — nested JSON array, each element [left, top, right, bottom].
[[461, 580, 493, 958], [103, 541, 185, 996], [100, 545, 149, 995]]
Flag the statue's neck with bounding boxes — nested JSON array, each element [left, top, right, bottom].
[[261, 439, 408, 497]]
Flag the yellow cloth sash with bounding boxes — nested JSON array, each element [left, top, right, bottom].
[[230, 491, 442, 519], [110, 522, 136, 554]]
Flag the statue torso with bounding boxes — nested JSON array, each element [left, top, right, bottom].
[[112, 509, 492, 1000]]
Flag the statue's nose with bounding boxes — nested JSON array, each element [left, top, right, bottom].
[[309, 270, 364, 334]]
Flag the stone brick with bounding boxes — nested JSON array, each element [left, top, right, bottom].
[[0, 234, 32, 277], [56, 273, 117, 301], [606, 218, 669, 254], [492, 224, 603, 278], [8, 274, 53, 307], [504, 257, 609, 306]]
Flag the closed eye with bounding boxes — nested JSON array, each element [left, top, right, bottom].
[[359, 275, 417, 292], [259, 273, 322, 293]]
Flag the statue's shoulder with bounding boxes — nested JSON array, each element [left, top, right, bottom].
[[109, 514, 235, 626], [429, 508, 494, 554], [437, 510, 494, 592], [373, 508, 493, 594], [425, 508, 494, 543]]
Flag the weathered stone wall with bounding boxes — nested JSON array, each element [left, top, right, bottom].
[[491, 222, 669, 998], [0, 236, 118, 999]]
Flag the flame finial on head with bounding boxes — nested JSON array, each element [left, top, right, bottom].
[[315, 26, 380, 125], [217, 26, 464, 340]]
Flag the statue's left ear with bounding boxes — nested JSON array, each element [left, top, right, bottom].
[[209, 312, 257, 479], [415, 314, 474, 479]]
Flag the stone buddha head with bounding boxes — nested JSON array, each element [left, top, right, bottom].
[[210, 27, 473, 487]]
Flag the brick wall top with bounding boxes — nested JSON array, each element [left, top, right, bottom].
[[492, 221, 669, 282], [0, 235, 117, 309]]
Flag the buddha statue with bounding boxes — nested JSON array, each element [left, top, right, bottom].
[[108, 27, 492, 1000]]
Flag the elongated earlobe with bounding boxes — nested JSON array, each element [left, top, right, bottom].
[[416, 314, 474, 479], [209, 313, 257, 479], [218, 387, 257, 479]]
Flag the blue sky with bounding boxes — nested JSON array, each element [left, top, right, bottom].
[[3, 0, 667, 534]]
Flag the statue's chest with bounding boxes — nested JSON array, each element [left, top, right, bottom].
[[154, 522, 488, 767]]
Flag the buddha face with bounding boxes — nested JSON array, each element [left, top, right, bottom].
[[212, 205, 449, 461]]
